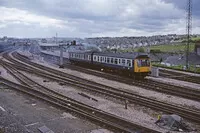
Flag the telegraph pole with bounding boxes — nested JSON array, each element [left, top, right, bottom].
[[186, 0, 192, 70], [59, 44, 64, 68]]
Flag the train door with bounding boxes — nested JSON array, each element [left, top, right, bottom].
[[134, 59, 138, 73]]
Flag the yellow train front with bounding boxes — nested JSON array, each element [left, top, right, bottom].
[[133, 55, 151, 78]]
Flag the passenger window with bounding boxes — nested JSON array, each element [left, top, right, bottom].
[[115, 58, 118, 64], [122, 59, 125, 65], [111, 58, 113, 63], [127, 60, 131, 67], [107, 57, 110, 63]]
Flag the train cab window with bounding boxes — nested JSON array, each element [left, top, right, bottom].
[[115, 58, 118, 64], [111, 58, 114, 64], [137, 59, 150, 67]]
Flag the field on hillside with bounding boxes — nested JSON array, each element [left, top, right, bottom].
[[118, 37, 200, 53], [133, 43, 195, 53]]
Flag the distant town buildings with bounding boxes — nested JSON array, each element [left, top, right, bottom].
[[1, 34, 200, 53], [84, 34, 194, 51]]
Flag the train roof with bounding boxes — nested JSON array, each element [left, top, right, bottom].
[[95, 52, 149, 59], [69, 51, 149, 59]]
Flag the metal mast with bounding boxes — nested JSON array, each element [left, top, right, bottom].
[[186, 0, 192, 69]]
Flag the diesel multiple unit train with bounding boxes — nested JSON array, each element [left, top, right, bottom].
[[69, 51, 151, 78]]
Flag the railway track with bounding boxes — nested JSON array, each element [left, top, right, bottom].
[[13, 52, 200, 102], [0, 64, 159, 133], [1, 51, 200, 124], [159, 69, 200, 85], [65, 63, 200, 102]]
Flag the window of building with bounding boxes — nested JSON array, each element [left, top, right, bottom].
[[97, 56, 99, 62], [100, 56, 102, 62]]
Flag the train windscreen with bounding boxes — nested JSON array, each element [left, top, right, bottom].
[[137, 59, 150, 67]]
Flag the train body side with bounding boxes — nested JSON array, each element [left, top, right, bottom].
[[69, 51, 151, 77]]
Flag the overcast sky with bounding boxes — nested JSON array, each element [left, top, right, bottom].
[[0, 0, 200, 38]]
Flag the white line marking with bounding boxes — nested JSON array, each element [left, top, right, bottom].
[[0, 106, 6, 112], [25, 122, 39, 127]]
